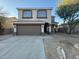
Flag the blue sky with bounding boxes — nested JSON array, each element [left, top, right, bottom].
[[0, 0, 63, 24]]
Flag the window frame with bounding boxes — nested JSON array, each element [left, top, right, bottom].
[[22, 10, 32, 19], [37, 10, 47, 18]]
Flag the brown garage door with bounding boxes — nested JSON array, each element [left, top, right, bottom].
[[16, 24, 41, 35]]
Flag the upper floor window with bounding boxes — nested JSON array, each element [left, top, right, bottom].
[[37, 10, 47, 18], [22, 10, 32, 18]]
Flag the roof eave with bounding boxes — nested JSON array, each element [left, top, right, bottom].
[[16, 7, 52, 10]]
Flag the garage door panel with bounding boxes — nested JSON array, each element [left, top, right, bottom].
[[17, 24, 41, 35]]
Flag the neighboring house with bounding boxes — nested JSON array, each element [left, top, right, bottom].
[[3, 17, 16, 34], [51, 16, 58, 32], [58, 23, 79, 33], [14, 7, 57, 35], [3, 17, 16, 29], [75, 23, 79, 33]]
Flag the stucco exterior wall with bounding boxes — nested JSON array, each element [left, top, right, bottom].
[[75, 24, 79, 32], [18, 9, 52, 24]]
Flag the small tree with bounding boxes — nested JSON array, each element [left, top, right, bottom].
[[56, 3, 79, 34]]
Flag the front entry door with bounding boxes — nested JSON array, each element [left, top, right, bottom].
[[44, 23, 49, 34]]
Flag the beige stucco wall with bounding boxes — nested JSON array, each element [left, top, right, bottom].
[[18, 9, 52, 24], [63, 24, 79, 33], [75, 24, 79, 32]]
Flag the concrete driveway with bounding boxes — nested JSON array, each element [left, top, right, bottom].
[[0, 36, 46, 59]]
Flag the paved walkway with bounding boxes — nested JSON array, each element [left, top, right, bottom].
[[0, 36, 46, 59]]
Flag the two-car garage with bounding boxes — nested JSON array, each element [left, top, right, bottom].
[[16, 24, 41, 35]]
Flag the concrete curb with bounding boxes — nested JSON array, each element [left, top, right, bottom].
[[41, 39, 46, 59]]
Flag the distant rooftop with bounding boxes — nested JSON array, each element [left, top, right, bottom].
[[16, 7, 52, 10]]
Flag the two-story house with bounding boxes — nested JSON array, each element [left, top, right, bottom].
[[14, 7, 55, 35]]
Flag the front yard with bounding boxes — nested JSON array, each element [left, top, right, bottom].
[[43, 33, 79, 59]]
